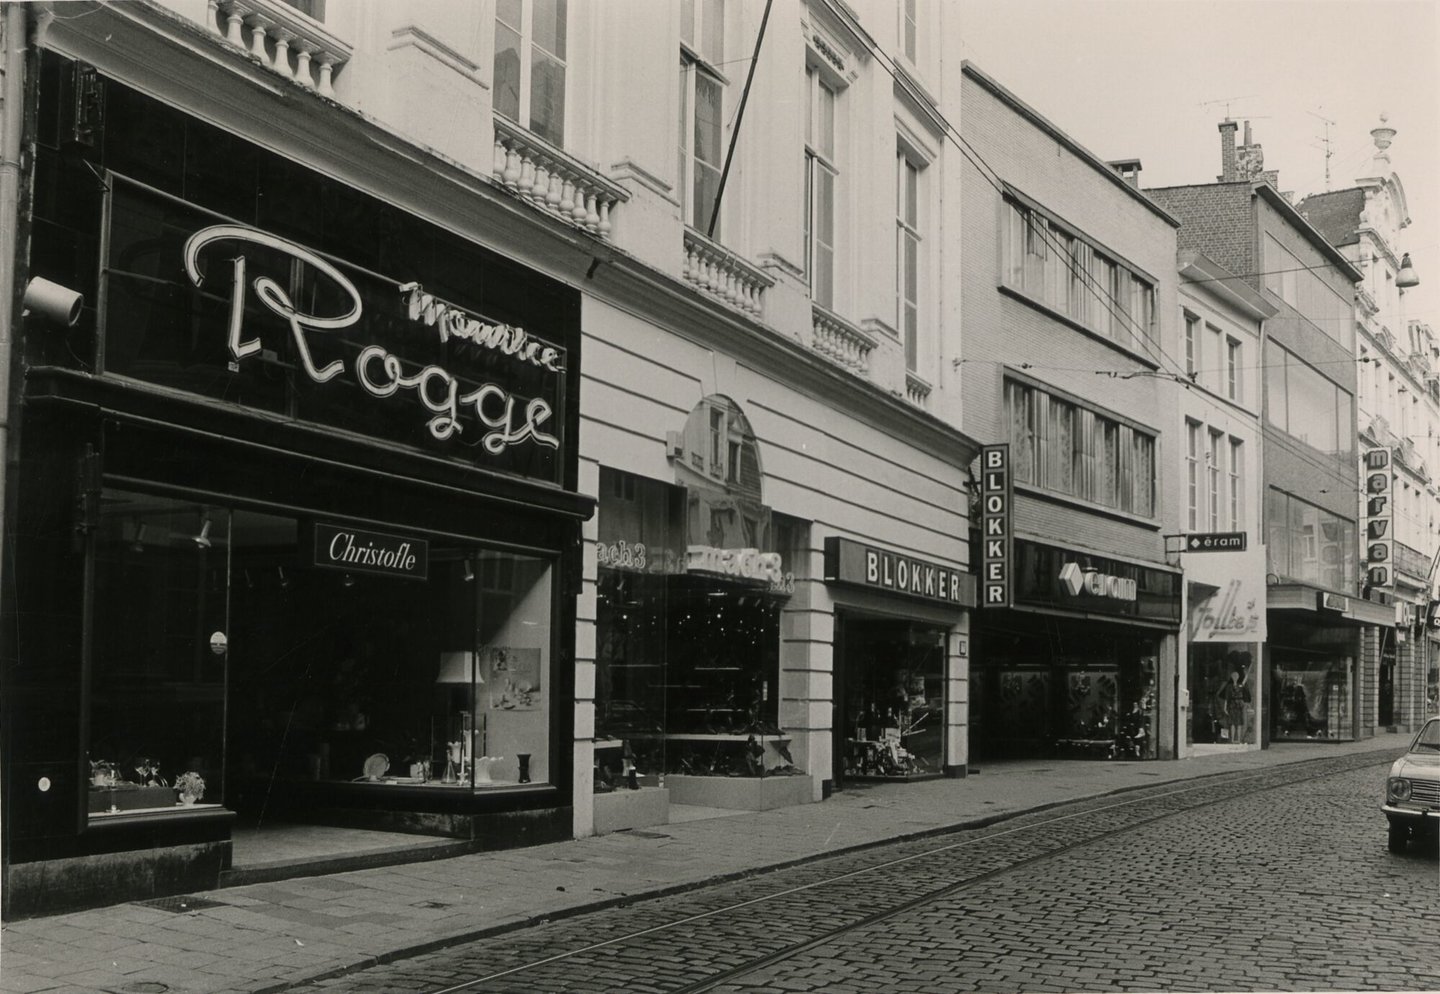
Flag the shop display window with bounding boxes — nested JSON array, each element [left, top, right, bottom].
[[1273, 654, 1353, 741], [840, 619, 945, 780], [89, 488, 554, 822], [594, 466, 804, 789], [1188, 644, 1256, 745], [89, 492, 228, 815], [973, 625, 1157, 760]]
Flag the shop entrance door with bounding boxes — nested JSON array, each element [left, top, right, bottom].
[[1380, 642, 1396, 728], [834, 614, 945, 782]]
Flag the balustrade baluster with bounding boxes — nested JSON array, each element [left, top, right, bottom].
[[493, 137, 508, 183], [317, 57, 336, 97], [294, 46, 314, 88], [272, 31, 296, 80], [247, 18, 270, 63]]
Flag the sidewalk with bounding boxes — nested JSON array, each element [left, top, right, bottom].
[[0, 734, 1411, 994]]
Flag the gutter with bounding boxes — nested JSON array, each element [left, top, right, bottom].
[[0, 2, 27, 544]]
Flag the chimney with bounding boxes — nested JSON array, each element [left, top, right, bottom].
[[1218, 119, 1239, 181], [1109, 158, 1142, 189]]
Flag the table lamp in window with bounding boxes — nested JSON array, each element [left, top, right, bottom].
[[437, 651, 484, 782]]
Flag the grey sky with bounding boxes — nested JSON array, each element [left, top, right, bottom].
[[952, 0, 1439, 319]]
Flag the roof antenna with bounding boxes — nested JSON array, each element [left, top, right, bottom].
[[1309, 108, 1337, 191]]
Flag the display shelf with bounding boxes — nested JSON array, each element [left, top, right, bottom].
[[593, 738, 626, 750], [629, 732, 790, 743]]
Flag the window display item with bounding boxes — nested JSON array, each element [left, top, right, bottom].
[[174, 771, 206, 805], [362, 753, 390, 781]]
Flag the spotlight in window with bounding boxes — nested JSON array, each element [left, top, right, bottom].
[[463, 559, 475, 583], [343, 573, 355, 588], [130, 521, 148, 553], [277, 566, 290, 589], [193, 517, 213, 549]]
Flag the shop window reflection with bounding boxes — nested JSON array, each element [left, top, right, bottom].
[[90, 491, 228, 816], [90, 489, 555, 826], [840, 619, 945, 780]]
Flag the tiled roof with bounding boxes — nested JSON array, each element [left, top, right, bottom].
[[1296, 187, 1364, 248]]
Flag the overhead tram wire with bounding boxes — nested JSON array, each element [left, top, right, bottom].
[[856, 43, 1195, 382]]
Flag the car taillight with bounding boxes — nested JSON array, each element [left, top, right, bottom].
[[1388, 778, 1412, 802]]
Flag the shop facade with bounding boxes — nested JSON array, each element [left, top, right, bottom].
[[1264, 587, 1388, 742], [575, 289, 978, 836], [823, 538, 972, 782], [1182, 546, 1266, 752], [971, 539, 1181, 760], [2, 54, 587, 915]]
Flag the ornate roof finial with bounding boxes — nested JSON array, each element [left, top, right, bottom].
[[1372, 112, 1396, 156]]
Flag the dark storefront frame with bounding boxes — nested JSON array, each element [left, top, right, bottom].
[[970, 537, 1180, 760], [2, 54, 588, 915]]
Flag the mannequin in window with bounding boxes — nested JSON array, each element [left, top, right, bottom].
[[1216, 667, 1250, 744]]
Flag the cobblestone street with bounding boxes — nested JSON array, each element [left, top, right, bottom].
[[283, 754, 1440, 994]]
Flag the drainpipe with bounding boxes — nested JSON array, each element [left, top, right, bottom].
[[0, 1, 27, 546]]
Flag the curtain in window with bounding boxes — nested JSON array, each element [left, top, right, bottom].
[[1005, 382, 1030, 483], [1051, 397, 1074, 493]]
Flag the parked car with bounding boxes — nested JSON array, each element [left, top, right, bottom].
[[1383, 716, 1440, 853]]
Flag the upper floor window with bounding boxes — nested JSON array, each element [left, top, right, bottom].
[[1264, 341, 1355, 462], [680, 0, 725, 234], [805, 68, 837, 309], [897, 152, 922, 371], [494, 0, 568, 148], [901, 0, 917, 62], [1226, 336, 1242, 402], [1264, 488, 1355, 592], [1206, 428, 1224, 531], [1005, 378, 1156, 518], [1184, 311, 1199, 378], [1003, 198, 1157, 350], [1186, 419, 1201, 530], [1229, 437, 1244, 529], [281, 0, 325, 19]]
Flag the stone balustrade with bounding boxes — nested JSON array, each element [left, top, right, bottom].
[[682, 227, 771, 318], [492, 117, 628, 241], [213, 0, 352, 97], [810, 303, 876, 375], [905, 371, 932, 409]]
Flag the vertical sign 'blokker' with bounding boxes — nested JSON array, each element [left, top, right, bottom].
[[980, 444, 1013, 607], [1363, 447, 1393, 593]]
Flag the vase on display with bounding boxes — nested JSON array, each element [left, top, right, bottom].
[[518, 753, 531, 784], [179, 794, 197, 806], [472, 756, 503, 784]]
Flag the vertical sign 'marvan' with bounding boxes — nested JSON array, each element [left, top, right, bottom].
[[981, 444, 1012, 608], [1363, 446, 1393, 593]]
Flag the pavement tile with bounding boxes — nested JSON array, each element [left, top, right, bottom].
[[1, 735, 1413, 994]]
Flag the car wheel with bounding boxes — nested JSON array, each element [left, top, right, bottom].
[[1388, 822, 1409, 854]]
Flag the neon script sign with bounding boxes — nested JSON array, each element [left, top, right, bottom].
[[183, 225, 561, 455]]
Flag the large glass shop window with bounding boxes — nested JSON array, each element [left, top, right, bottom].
[[88, 492, 228, 814], [594, 467, 803, 788], [89, 489, 554, 820], [840, 619, 946, 780], [1273, 652, 1352, 742], [1188, 643, 1257, 745]]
